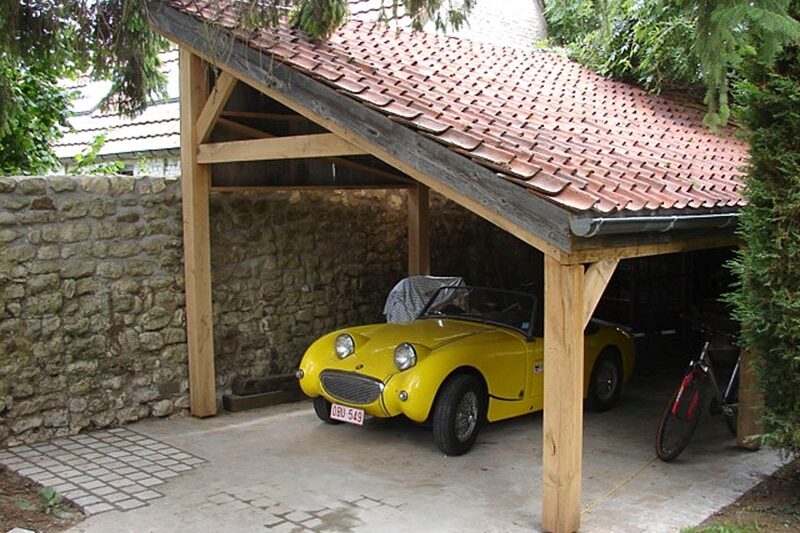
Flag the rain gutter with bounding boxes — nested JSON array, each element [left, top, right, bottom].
[[570, 212, 740, 238]]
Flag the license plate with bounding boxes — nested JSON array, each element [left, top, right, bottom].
[[330, 403, 365, 426]]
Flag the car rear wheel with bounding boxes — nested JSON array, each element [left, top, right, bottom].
[[588, 350, 623, 412], [432, 374, 486, 456], [313, 396, 342, 425]]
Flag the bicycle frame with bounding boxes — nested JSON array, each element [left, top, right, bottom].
[[693, 337, 740, 414]]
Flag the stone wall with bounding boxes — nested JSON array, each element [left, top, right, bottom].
[[0, 175, 541, 447]]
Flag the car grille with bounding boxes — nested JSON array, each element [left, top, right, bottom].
[[320, 370, 383, 405]]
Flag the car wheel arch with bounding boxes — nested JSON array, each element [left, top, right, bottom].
[[426, 366, 489, 424]]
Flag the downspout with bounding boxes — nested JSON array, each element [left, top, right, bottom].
[[570, 212, 740, 238]]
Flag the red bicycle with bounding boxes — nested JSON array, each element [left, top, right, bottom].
[[655, 325, 739, 462]]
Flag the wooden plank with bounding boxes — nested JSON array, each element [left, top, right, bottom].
[[408, 183, 431, 275], [210, 184, 411, 192], [216, 117, 414, 185], [196, 71, 238, 143], [737, 346, 763, 449], [148, 2, 575, 260], [583, 259, 618, 327], [542, 256, 584, 533], [220, 110, 309, 121], [567, 233, 740, 264], [179, 48, 217, 417], [197, 133, 367, 164]]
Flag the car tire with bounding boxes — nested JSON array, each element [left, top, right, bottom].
[[313, 396, 342, 425], [432, 374, 486, 456], [588, 349, 623, 412]]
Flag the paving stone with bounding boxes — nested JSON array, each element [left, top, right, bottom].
[[251, 497, 278, 509], [85, 502, 115, 515], [285, 510, 313, 523], [268, 522, 296, 533], [261, 512, 284, 527], [131, 490, 162, 501], [63, 489, 90, 499], [116, 499, 146, 510], [229, 500, 251, 511], [302, 518, 324, 529], [74, 495, 103, 506], [354, 497, 382, 509], [110, 478, 136, 488], [153, 470, 178, 479], [104, 491, 129, 503], [208, 493, 236, 504], [93, 485, 116, 496], [138, 476, 163, 487]]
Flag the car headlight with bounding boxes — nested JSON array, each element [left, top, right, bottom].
[[394, 342, 417, 371], [334, 333, 355, 359]]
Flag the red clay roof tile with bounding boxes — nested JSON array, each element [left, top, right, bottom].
[[166, 0, 747, 215]]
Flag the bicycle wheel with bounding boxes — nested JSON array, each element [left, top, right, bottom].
[[655, 369, 709, 462]]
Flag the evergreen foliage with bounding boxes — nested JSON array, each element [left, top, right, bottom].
[[726, 4, 800, 455]]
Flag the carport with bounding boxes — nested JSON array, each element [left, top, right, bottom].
[[149, 2, 759, 531]]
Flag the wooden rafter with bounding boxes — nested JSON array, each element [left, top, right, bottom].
[[196, 71, 238, 143], [215, 117, 414, 185], [197, 133, 367, 164]]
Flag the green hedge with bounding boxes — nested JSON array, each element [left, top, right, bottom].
[[728, 75, 800, 456]]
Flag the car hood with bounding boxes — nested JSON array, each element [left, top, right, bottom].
[[326, 318, 500, 380]]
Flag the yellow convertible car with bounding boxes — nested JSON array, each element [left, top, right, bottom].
[[297, 286, 635, 455]]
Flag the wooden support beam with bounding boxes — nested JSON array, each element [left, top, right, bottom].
[[196, 71, 238, 143], [542, 256, 584, 533], [566, 234, 740, 264], [583, 259, 618, 326], [737, 347, 763, 449], [179, 48, 217, 418], [407, 183, 430, 276], [197, 133, 367, 164]]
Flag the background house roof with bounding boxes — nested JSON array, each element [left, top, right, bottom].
[[54, 0, 544, 163], [169, 0, 748, 215]]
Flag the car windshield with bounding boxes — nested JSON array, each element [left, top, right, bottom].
[[420, 286, 537, 335]]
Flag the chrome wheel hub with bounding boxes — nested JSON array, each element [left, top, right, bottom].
[[455, 391, 478, 442]]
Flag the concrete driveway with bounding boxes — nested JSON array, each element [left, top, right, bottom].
[[4, 376, 783, 533]]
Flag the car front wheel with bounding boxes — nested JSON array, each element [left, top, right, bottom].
[[432, 374, 486, 456], [313, 396, 342, 425]]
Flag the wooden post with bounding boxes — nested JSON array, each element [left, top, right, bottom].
[[408, 183, 430, 276], [179, 48, 217, 417], [737, 346, 762, 449], [542, 256, 585, 533]]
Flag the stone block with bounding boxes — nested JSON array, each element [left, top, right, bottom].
[[139, 332, 164, 352], [19, 178, 47, 195], [41, 223, 91, 243], [26, 292, 63, 315], [96, 262, 124, 279], [150, 400, 173, 417], [61, 260, 96, 279], [81, 176, 110, 195], [0, 228, 17, 242], [0, 177, 17, 192]]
